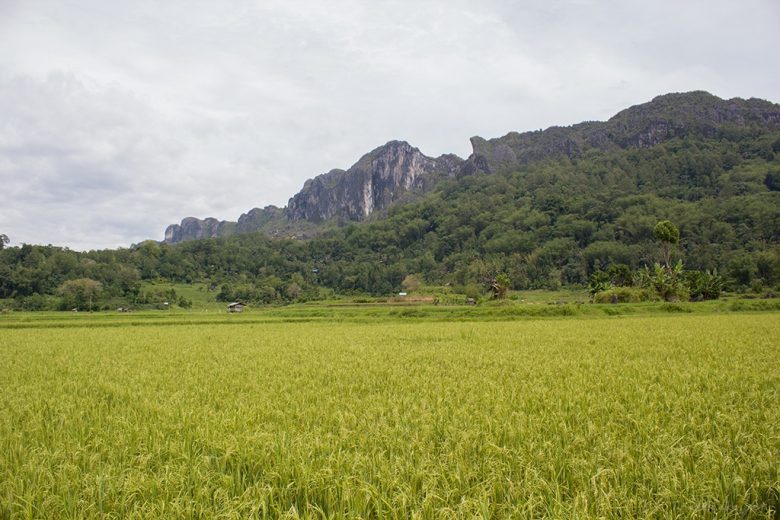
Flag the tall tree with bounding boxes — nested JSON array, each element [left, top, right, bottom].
[[653, 220, 680, 268], [57, 278, 102, 311]]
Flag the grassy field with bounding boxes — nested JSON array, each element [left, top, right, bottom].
[[0, 310, 778, 518]]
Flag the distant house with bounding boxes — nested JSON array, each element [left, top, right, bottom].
[[228, 302, 246, 313]]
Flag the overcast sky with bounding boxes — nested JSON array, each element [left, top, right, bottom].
[[1, 0, 778, 250]]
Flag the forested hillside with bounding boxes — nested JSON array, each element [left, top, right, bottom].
[[162, 91, 780, 243], [2, 92, 780, 310]]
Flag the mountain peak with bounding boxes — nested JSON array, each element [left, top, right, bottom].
[[287, 140, 461, 222], [465, 91, 780, 173]]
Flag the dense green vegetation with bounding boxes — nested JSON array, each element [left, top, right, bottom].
[[1, 312, 778, 518], [2, 127, 780, 310]]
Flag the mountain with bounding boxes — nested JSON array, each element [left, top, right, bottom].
[[463, 91, 780, 174], [287, 141, 463, 222], [163, 91, 780, 244], [164, 217, 234, 243], [5, 91, 780, 309], [163, 141, 462, 243]]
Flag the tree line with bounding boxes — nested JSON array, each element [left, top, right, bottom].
[[1, 131, 779, 310]]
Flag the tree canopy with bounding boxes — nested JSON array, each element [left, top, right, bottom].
[[1, 129, 779, 310]]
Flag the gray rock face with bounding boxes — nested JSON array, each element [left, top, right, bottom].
[[287, 141, 462, 222], [164, 217, 231, 243], [464, 91, 780, 174], [607, 91, 780, 148], [162, 142, 462, 243], [164, 207, 285, 244], [236, 206, 285, 233]]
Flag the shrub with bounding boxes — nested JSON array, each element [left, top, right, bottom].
[[458, 283, 484, 300], [588, 271, 612, 296], [686, 270, 724, 301], [637, 262, 689, 302], [661, 303, 693, 313], [594, 287, 658, 303]]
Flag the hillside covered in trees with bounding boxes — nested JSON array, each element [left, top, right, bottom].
[[1, 92, 779, 310]]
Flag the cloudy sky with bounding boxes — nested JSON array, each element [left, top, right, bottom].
[[1, 0, 778, 250]]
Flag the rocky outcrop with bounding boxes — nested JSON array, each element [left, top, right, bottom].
[[606, 91, 780, 148], [164, 217, 235, 243], [162, 142, 462, 243], [236, 206, 285, 233], [164, 207, 286, 244], [287, 141, 462, 222], [464, 91, 780, 174]]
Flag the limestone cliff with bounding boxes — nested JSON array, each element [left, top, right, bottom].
[[287, 141, 462, 222], [463, 91, 780, 174], [163, 142, 462, 243], [164, 217, 235, 244]]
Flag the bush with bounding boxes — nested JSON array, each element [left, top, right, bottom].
[[661, 303, 693, 313], [594, 287, 658, 303], [456, 283, 484, 300], [588, 271, 612, 296], [391, 308, 427, 318], [637, 262, 689, 302], [686, 270, 724, 301], [15, 294, 59, 311]]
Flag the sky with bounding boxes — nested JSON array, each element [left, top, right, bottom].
[[1, 0, 779, 250]]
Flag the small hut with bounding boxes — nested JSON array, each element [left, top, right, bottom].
[[228, 302, 246, 313]]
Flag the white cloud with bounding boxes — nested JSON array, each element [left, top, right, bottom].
[[0, 0, 778, 249]]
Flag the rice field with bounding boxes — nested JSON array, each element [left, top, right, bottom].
[[0, 312, 778, 518]]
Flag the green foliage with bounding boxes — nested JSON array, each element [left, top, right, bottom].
[[494, 273, 511, 299], [457, 283, 484, 300], [685, 270, 724, 300], [638, 261, 689, 302], [56, 278, 102, 311], [137, 286, 177, 306], [589, 261, 726, 303], [401, 274, 422, 293], [1, 128, 780, 305], [593, 287, 658, 303], [764, 171, 780, 191], [606, 264, 633, 287], [654, 220, 680, 267], [483, 273, 511, 299], [588, 271, 613, 296], [588, 264, 635, 298], [653, 220, 680, 244]]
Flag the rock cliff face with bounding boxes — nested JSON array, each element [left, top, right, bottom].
[[162, 91, 780, 244], [464, 91, 780, 174], [164, 207, 285, 244], [163, 142, 461, 243], [164, 217, 235, 244], [236, 206, 285, 233], [287, 141, 462, 222]]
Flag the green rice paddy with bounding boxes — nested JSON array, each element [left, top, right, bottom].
[[1, 311, 778, 518]]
